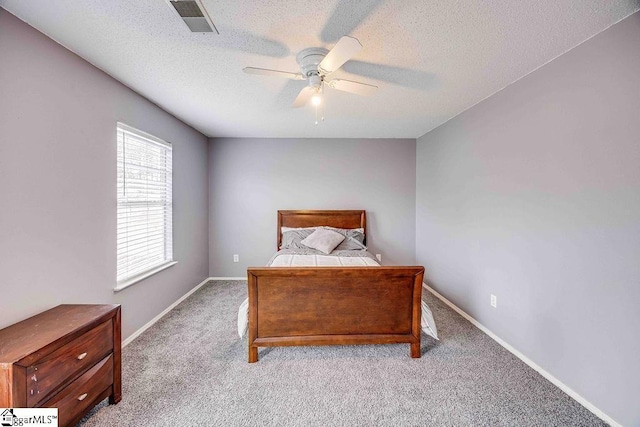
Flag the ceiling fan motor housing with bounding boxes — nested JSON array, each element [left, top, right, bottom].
[[296, 48, 329, 82]]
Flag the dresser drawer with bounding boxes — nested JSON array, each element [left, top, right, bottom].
[[26, 320, 113, 407], [42, 354, 113, 427]]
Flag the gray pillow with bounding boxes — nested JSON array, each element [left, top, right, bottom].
[[300, 228, 345, 254], [323, 227, 366, 250], [280, 228, 315, 249]]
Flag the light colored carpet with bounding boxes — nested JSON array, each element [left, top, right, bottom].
[[79, 280, 605, 426]]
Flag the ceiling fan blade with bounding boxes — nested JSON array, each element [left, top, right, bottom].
[[243, 67, 305, 80], [327, 79, 377, 96], [292, 86, 314, 107], [318, 36, 362, 75]]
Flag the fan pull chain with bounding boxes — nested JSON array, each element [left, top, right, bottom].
[[320, 82, 324, 122], [314, 82, 325, 125]]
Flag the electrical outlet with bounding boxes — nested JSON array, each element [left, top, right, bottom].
[[376, 254, 382, 262], [233, 254, 239, 263], [490, 294, 497, 308]]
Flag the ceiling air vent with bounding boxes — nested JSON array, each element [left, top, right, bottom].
[[168, 0, 218, 33]]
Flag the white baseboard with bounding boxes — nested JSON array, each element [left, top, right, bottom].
[[122, 277, 212, 347], [209, 276, 246, 280], [422, 283, 620, 427]]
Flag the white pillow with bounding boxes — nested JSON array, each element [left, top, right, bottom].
[[300, 228, 345, 254], [281, 226, 364, 233], [281, 226, 318, 232]]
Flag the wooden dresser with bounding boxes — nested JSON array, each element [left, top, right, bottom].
[[0, 305, 121, 427]]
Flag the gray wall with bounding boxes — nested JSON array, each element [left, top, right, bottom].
[[209, 138, 416, 276], [0, 10, 209, 340], [416, 12, 640, 426]]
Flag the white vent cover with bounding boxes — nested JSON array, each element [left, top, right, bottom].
[[168, 0, 218, 33]]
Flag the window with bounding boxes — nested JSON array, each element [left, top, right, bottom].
[[116, 123, 174, 290]]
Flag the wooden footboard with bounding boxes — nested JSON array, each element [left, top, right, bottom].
[[247, 266, 425, 362]]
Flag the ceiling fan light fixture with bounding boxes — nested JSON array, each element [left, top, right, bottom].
[[311, 93, 322, 106]]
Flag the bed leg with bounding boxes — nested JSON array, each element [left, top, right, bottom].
[[410, 341, 421, 358], [248, 346, 258, 363]]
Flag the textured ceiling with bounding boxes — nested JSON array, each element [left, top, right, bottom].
[[1, 0, 638, 138]]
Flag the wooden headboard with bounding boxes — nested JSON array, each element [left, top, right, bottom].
[[277, 210, 366, 250]]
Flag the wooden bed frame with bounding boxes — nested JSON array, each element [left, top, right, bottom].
[[246, 210, 425, 363]]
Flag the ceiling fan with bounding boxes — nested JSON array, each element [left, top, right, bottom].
[[243, 36, 378, 115]]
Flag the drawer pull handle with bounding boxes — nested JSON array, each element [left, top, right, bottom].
[[77, 352, 88, 360], [77, 393, 88, 401]]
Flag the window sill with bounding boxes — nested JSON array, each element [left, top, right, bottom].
[[114, 261, 178, 293]]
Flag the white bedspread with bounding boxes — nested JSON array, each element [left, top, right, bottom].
[[269, 253, 381, 267], [237, 252, 439, 340]]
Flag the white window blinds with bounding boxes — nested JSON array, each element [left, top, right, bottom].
[[117, 123, 173, 286]]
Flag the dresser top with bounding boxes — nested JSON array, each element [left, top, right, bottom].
[[0, 304, 120, 364]]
